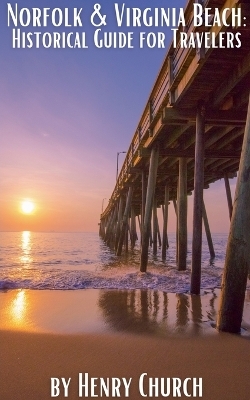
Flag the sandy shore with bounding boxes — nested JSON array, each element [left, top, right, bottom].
[[1, 330, 250, 400], [1, 289, 250, 399]]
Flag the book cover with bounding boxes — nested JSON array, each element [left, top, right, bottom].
[[0, 0, 249, 399]]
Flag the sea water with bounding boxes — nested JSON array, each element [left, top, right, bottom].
[[1, 231, 245, 293]]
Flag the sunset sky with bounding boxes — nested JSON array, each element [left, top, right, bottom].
[[0, 0, 236, 233]]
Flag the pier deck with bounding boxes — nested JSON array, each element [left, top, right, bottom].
[[102, 0, 249, 215]]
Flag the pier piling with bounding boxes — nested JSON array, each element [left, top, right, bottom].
[[217, 94, 250, 333], [131, 207, 137, 249], [141, 170, 146, 243], [153, 198, 158, 255], [115, 196, 124, 251], [191, 101, 205, 295], [116, 187, 133, 256], [156, 213, 162, 248], [178, 158, 188, 270], [202, 200, 215, 259], [162, 184, 169, 260], [140, 145, 159, 272], [224, 174, 233, 220]]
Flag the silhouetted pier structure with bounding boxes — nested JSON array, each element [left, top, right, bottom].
[[99, 0, 250, 333]]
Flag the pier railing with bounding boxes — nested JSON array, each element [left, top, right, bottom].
[[102, 0, 221, 218]]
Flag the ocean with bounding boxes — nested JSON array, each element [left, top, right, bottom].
[[1, 231, 245, 293]]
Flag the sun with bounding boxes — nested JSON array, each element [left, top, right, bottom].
[[21, 200, 35, 214]]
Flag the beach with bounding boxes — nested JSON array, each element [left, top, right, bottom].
[[1, 289, 250, 400]]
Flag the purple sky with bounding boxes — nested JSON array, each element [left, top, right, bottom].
[[0, 0, 235, 232]]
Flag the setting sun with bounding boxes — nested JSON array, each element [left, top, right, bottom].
[[21, 200, 35, 214]]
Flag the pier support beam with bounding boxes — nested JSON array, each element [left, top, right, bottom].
[[104, 209, 114, 243], [102, 217, 107, 239], [116, 187, 133, 256], [102, 219, 106, 239], [140, 145, 159, 272], [173, 197, 178, 260], [191, 101, 205, 294], [115, 196, 124, 251], [224, 174, 233, 220], [106, 206, 118, 247], [157, 215, 162, 248], [153, 198, 158, 255], [176, 179, 179, 264], [99, 218, 105, 239], [202, 200, 215, 259], [137, 215, 141, 239], [131, 207, 137, 249], [178, 158, 188, 271], [141, 170, 147, 243], [217, 94, 250, 333], [149, 223, 153, 247], [162, 184, 169, 260], [173, 198, 177, 215], [125, 223, 129, 253]]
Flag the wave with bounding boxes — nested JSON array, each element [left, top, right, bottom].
[[0, 265, 225, 292]]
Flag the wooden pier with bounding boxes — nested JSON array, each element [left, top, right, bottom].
[[99, 0, 250, 333]]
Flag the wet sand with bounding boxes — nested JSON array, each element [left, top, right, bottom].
[[0, 289, 250, 399]]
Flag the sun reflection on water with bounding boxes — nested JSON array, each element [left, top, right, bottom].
[[20, 231, 33, 267]]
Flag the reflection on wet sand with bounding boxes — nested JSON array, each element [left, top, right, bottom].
[[11, 290, 26, 322], [99, 289, 228, 337], [175, 294, 189, 333], [2, 289, 30, 330], [0, 288, 249, 336]]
